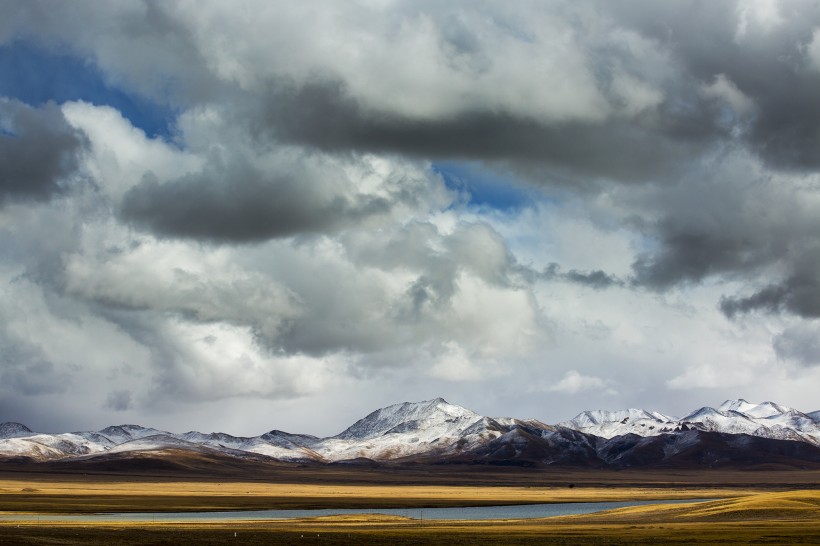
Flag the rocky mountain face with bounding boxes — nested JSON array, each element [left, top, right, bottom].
[[2, 398, 820, 469]]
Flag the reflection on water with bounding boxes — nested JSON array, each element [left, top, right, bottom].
[[0, 498, 713, 522]]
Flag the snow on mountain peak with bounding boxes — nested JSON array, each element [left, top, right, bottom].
[[557, 400, 820, 446], [682, 406, 722, 420], [718, 399, 755, 413], [0, 422, 33, 439], [3, 398, 819, 465], [333, 398, 480, 440], [717, 399, 792, 418], [557, 408, 677, 439], [565, 408, 672, 427], [97, 424, 169, 445], [744, 401, 790, 419]]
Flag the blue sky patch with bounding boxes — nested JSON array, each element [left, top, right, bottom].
[[0, 41, 176, 139], [433, 161, 536, 212]]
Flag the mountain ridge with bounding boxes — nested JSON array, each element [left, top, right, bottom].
[[560, 399, 820, 446], [2, 398, 820, 469]]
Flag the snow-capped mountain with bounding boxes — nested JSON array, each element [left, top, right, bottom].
[[0, 422, 33, 439], [0, 431, 112, 460], [334, 398, 480, 441], [319, 398, 498, 461], [97, 424, 166, 443], [0, 399, 497, 464], [177, 430, 321, 461], [559, 408, 678, 438], [1, 398, 819, 468], [560, 399, 820, 446]]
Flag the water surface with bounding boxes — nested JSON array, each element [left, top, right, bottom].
[[1, 498, 713, 522]]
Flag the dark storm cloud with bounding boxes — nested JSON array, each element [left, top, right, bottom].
[[604, 0, 820, 171], [720, 284, 790, 318], [0, 99, 86, 204], [201, 0, 820, 321], [238, 1, 820, 181], [541, 263, 623, 289], [642, 222, 820, 319], [720, 253, 820, 319], [120, 157, 391, 243], [630, 219, 770, 290], [622, 136, 820, 319], [248, 79, 712, 183]]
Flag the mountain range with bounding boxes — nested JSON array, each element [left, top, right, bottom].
[[2, 398, 820, 469]]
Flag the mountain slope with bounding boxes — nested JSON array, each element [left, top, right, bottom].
[[597, 430, 820, 469]]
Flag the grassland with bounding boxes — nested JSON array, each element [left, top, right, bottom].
[[2, 491, 820, 544], [1, 468, 819, 544], [0, 475, 748, 513]]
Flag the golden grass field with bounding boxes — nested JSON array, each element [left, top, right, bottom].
[[1, 470, 819, 544], [0, 476, 748, 513]]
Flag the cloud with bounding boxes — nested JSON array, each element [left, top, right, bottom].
[[133, 319, 345, 404], [3, 2, 711, 182], [248, 79, 703, 183], [0, 99, 87, 204], [187, 3, 615, 123], [248, 221, 537, 359], [61, 101, 202, 203], [719, 251, 820, 319], [104, 390, 132, 411], [667, 362, 756, 390], [0, 351, 71, 396], [547, 370, 615, 395], [120, 155, 394, 243], [700, 73, 754, 116], [626, 149, 820, 325], [62, 225, 304, 341], [720, 284, 789, 318], [428, 341, 487, 382], [3, 2, 218, 106], [773, 322, 820, 367], [8, 1, 820, 176], [4, 1, 820, 434], [608, 0, 820, 171], [807, 29, 820, 72], [541, 263, 623, 290]]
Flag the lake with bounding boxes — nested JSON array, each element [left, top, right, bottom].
[[1, 498, 713, 522]]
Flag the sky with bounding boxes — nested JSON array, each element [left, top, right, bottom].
[[2, 0, 820, 437]]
